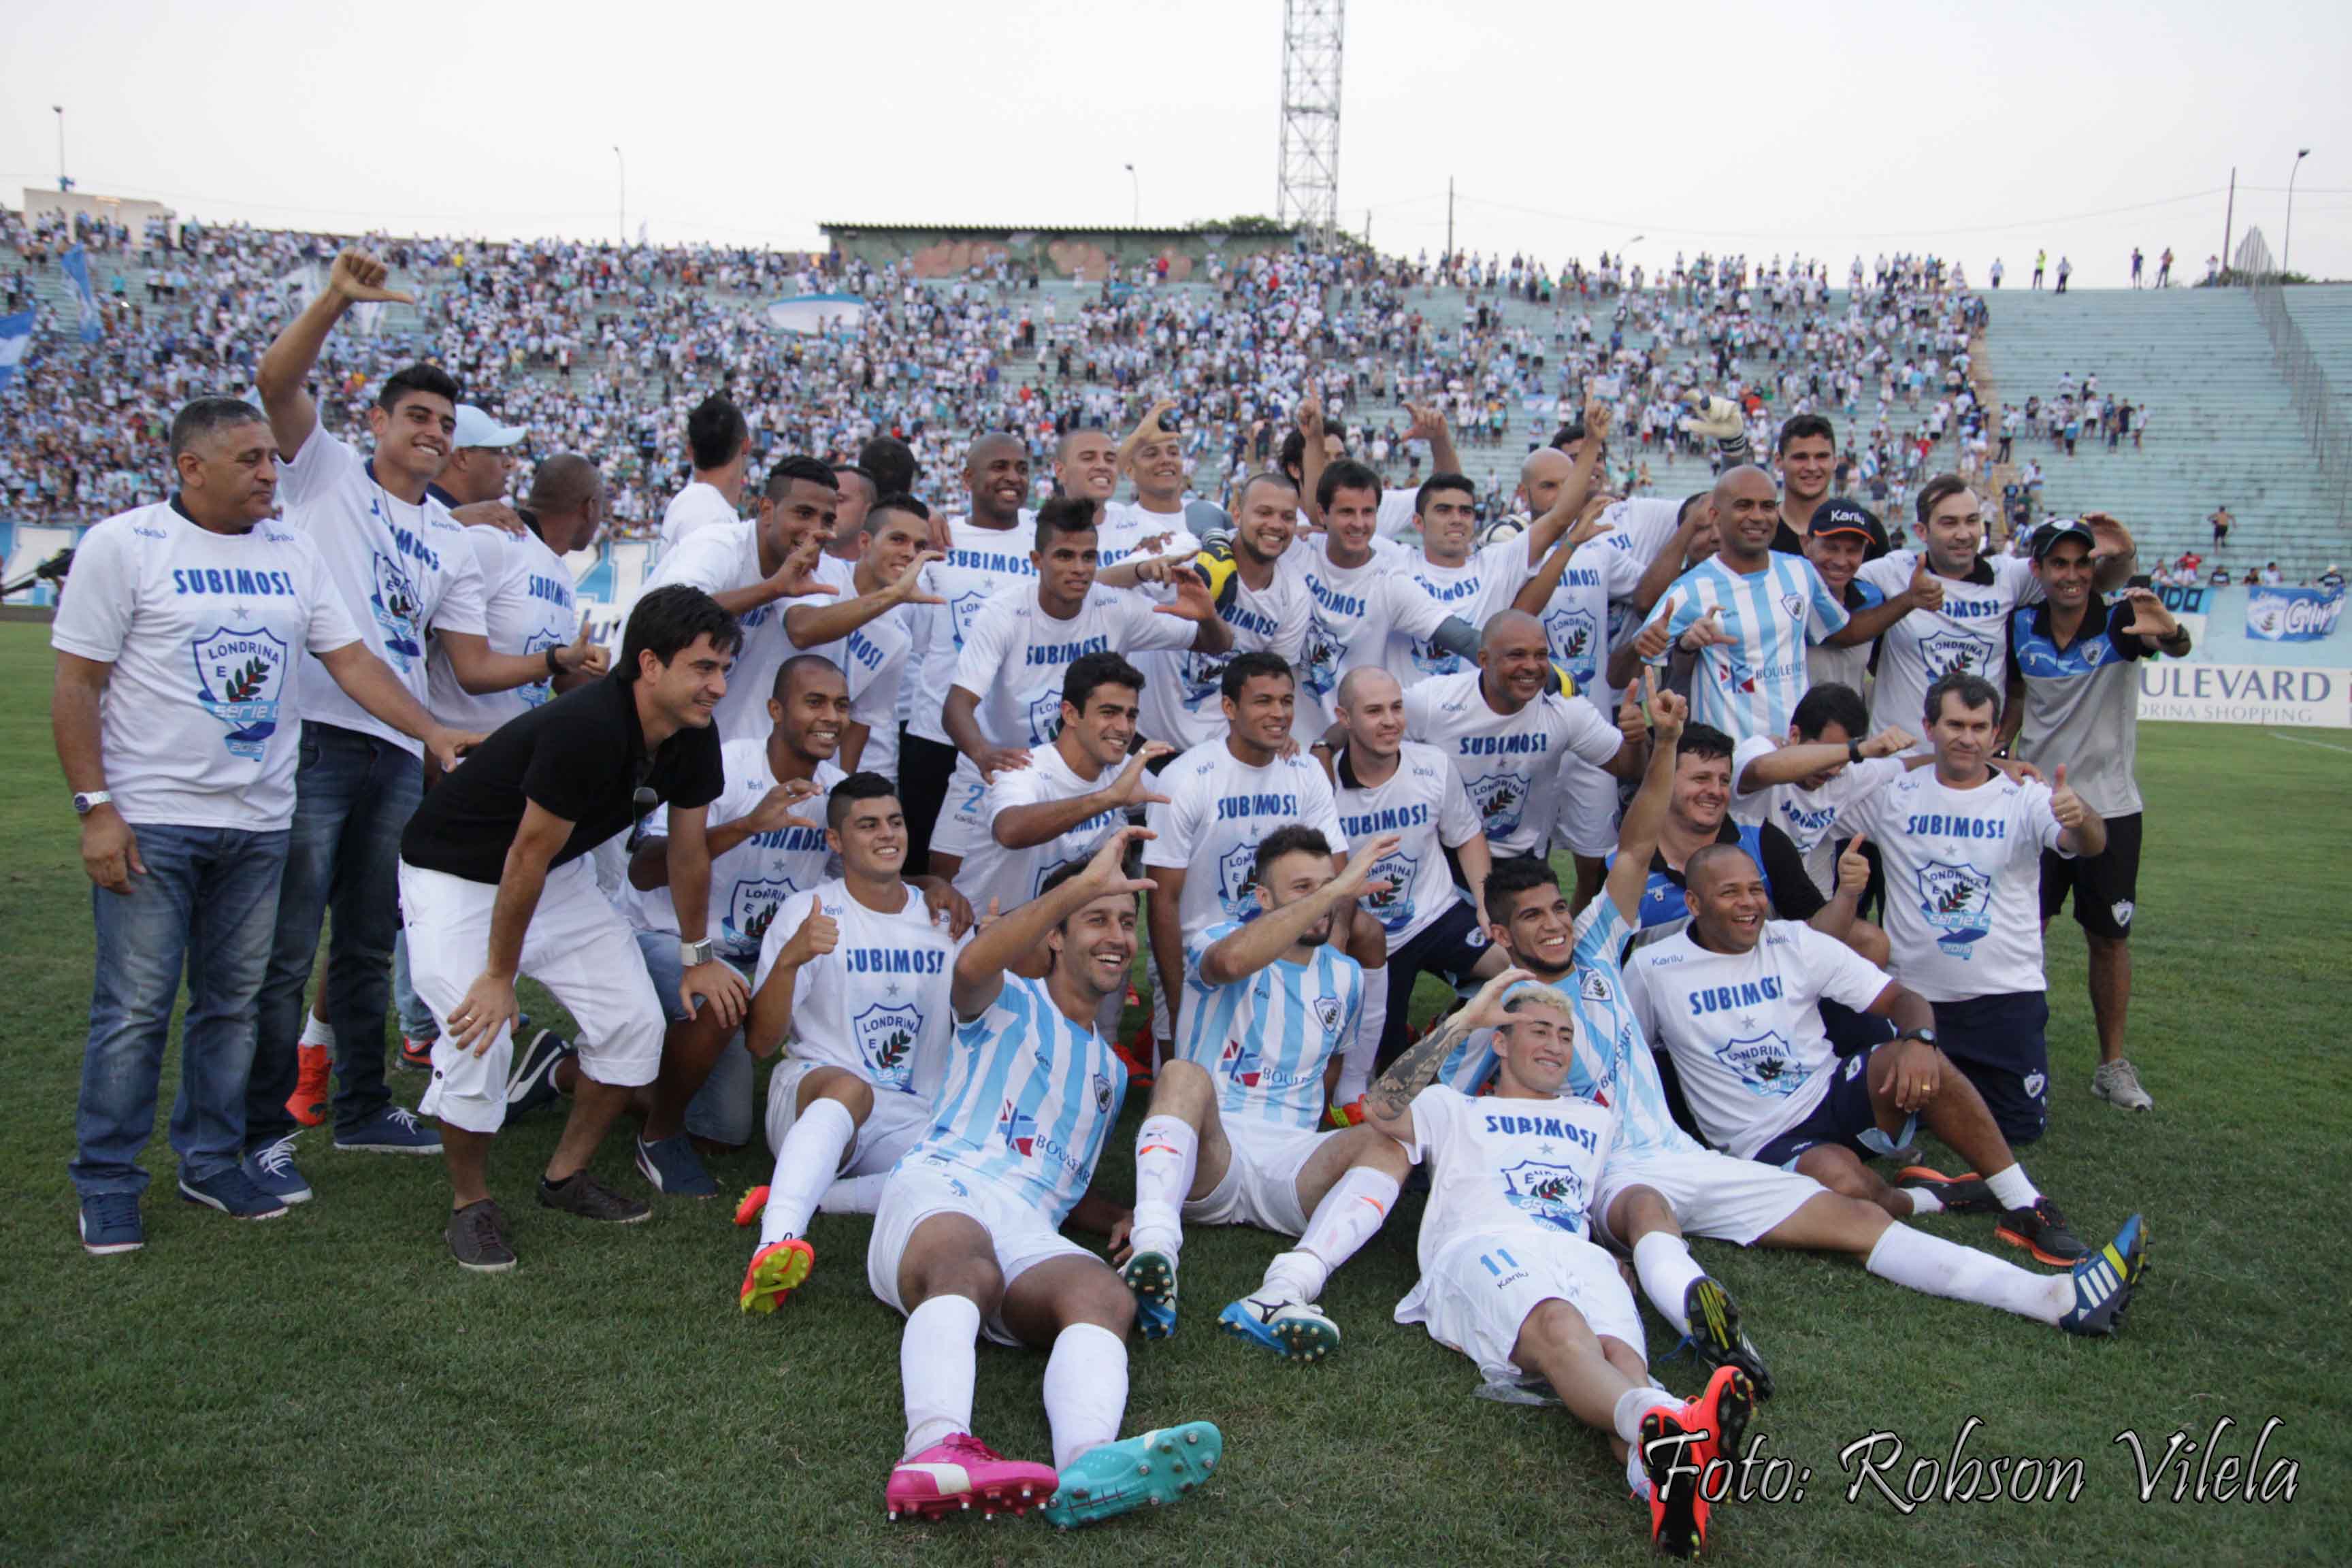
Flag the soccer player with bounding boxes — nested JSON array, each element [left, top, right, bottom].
[[1625, 843, 2090, 1264], [53, 397, 474, 1247], [1122, 828, 1411, 1356], [800, 493, 934, 782], [932, 497, 1227, 878], [1798, 498, 1891, 695], [1769, 414, 1840, 554], [1370, 968, 1758, 1559], [734, 774, 968, 1312], [1129, 472, 1309, 754], [1106, 401, 1205, 566], [396, 587, 751, 1271], [1844, 670, 2107, 1146], [869, 830, 1222, 1527], [659, 393, 751, 549], [1284, 392, 1460, 542], [1328, 667, 1504, 1079], [1644, 466, 1931, 744], [2005, 518, 2187, 1111], [1386, 466, 1591, 683], [1728, 681, 1913, 906]]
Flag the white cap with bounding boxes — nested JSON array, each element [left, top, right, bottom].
[[452, 404, 525, 449]]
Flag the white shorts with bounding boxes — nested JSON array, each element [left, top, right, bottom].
[[929, 758, 991, 860], [1552, 754, 1623, 860], [1592, 1146, 1824, 1249], [1184, 1120, 1329, 1235], [765, 1056, 934, 1174], [1397, 1230, 1644, 1383], [867, 1156, 1094, 1346], [400, 858, 666, 1134]]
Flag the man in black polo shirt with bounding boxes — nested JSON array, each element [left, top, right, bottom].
[[398, 585, 748, 1271]]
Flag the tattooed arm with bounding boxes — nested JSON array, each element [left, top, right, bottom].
[[1362, 965, 1536, 1146]]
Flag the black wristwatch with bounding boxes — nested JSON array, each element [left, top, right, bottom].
[[1897, 1028, 1937, 1047], [544, 644, 565, 676], [1847, 738, 1863, 765]]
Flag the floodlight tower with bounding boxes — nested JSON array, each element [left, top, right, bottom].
[[1277, 0, 1343, 240]]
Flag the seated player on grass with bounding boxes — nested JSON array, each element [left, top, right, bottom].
[[866, 829, 1222, 1529], [1119, 826, 1414, 1358]]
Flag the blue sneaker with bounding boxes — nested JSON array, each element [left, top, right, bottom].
[[1041, 1422, 1222, 1529], [242, 1133, 313, 1205], [178, 1165, 289, 1220], [2059, 1213, 2148, 1337], [78, 1192, 144, 1255], [333, 1105, 442, 1155], [506, 1029, 573, 1119], [635, 1133, 718, 1196], [1218, 1292, 1341, 1360], [1122, 1249, 1178, 1340]]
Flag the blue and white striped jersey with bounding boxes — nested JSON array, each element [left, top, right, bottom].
[[1179, 920, 1362, 1131], [1654, 553, 1848, 742], [904, 975, 1127, 1224]]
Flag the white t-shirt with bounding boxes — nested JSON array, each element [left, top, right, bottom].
[[751, 876, 966, 1098], [427, 523, 577, 732], [1398, 1084, 1616, 1274], [1374, 485, 1423, 542], [951, 583, 1197, 751], [1144, 740, 1348, 941], [1599, 497, 1686, 568], [1624, 921, 1891, 1159], [633, 520, 781, 746], [903, 516, 1039, 747], [1281, 538, 1451, 735], [1855, 551, 2042, 745], [1135, 559, 1311, 751], [1333, 741, 1485, 950], [659, 480, 738, 549], [1535, 538, 1647, 713], [51, 502, 357, 830], [1844, 768, 2070, 1002], [1389, 538, 1542, 681], [1729, 734, 1906, 899], [952, 741, 1127, 915], [1403, 670, 1622, 857], [616, 738, 843, 962], [274, 427, 487, 755], [1096, 499, 1198, 569], [787, 555, 904, 779]]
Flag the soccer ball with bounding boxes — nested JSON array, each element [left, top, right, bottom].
[[1477, 512, 1530, 549]]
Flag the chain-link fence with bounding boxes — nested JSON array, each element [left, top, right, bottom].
[[2233, 227, 2351, 525]]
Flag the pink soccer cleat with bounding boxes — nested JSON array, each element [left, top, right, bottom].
[[885, 1435, 1060, 1522]]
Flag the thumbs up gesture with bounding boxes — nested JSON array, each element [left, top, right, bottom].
[[2048, 763, 2088, 830], [556, 619, 607, 678], [781, 906, 840, 968], [1837, 832, 1872, 899], [1904, 557, 1945, 612]]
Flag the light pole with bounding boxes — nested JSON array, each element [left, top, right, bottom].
[[52, 105, 70, 193], [613, 145, 626, 246], [2284, 147, 2311, 276], [1124, 163, 1139, 226]]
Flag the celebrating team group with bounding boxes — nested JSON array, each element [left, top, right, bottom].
[[56, 249, 2172, 1555]]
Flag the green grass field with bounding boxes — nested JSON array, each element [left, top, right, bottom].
[[3, 619, 2346, 1566]]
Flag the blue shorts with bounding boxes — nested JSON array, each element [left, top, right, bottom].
[[1754, 1047, 1916, 1167], [1377, 898, 1494, 1071], [1932, 991, 2050, 1147]]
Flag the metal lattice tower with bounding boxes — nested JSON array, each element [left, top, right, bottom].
[[1277, 0, 1343, 238]]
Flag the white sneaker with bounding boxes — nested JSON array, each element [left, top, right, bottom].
[[2092, 1058, 2154, 1111], [1217, 1292, 1341, 1360]]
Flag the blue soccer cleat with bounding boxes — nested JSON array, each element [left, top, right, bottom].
[[1218, 1292, 1341, 1361], [2059, 1213, 2148, 1337], [1041, 1422, 1222, 1529], [1122, 1249, 1178, 1341]]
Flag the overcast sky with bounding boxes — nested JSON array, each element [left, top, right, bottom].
[[7, 0, 2349, 287]]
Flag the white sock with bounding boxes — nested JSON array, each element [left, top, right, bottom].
[[1865, 1224, 2070, 1325], [1042, 1323, 1129, 1471], [760, 1098, 857, 1247], [1612, 1382, 1674, 1444], [1984, 1163, 2040, 1211], [1339, 966, 1389, 1105], [1906, 1187, 1946, 1215], [1631, 1232, 1707, 1334], [817, 1173, 889, 1216], [1131, 1115, 1196, 1258], [299, 1012, 336, 1050], [1267, 1166, 1402, 1301], [900, 1294, 981, 1458], [1626, 1440, 1654, 1499]]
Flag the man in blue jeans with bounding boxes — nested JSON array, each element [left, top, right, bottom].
[[50, 397, 474, 1254]]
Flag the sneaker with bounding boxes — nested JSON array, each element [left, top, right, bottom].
[[2093, 1058, 2155, 1111], [242, 1133, 313, 1205], [1682, 1277, 1774, 1401], [1325, 1097, 1367, 1129], [1113, 1026, 1156, 1091], [1995, 1196, 2089, 1266], [740, 1237, 815, 1313], [1041, 1421, 1222, 1529], [538, 1171, 651, 1224], [2058, 1213, 2149, 1337], [446, 1198, 517, 1273], [77, 1192, 144, 1255], [634, 1132, 719, 1196], [286, 1042, 329, 1127], [177, 1166, 290, 1220], [732, 1185, 770, 1227], [1898, 1165, 1999, 1215], [333, 1104, 442, 1155], [1121, 1247, 1178, 1341], [505, 1029, 572, 1118], [396, 1035, 436, 1073], [886, 1434, 1059, 1522], [1642, 1366, 1754, 1560], [1218, 1292, 1341, 1360]]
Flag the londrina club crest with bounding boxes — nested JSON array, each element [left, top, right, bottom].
[[855, 1001, 921, 1086], [192, 627, 289, 761]]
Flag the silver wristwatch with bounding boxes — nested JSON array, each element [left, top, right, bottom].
[[72, 790, 112, 817], [678, 937, 715, 967]]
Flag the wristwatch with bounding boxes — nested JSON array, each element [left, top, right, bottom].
[[1898, 1028, 1937, 1047], [679, 938, 715, 967], [1847, 738, 1864, 765], [72, 791, 112, 816]]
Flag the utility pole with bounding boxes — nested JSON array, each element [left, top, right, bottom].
[[53, 105, 71, 193], [2221, 166, 2236, 278], [2285, 147, 2311, 276]]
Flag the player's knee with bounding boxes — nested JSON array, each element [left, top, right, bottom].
[[1520, 1296, 1597, 1360], [1075, 1272, 1137, 1337], [1147, 1058, 1214, 1117], [1348, 1128, 1412, 1181], [1611, 1186, 1676, 1243], [1846, 919, 1891, 966], [1345, 909, 1387, 965], [920, 1255, 1005, 1313], [821, 1072, 876, 1123]]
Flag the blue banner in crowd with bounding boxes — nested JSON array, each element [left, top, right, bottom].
[[2244, 585, 2346, 643], [60, 245, 102, 343], [0, 310, 31, 388]]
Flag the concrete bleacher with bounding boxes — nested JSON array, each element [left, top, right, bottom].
[[1978, 287, 2351, 576], [2282, 284, 2352, 426]]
